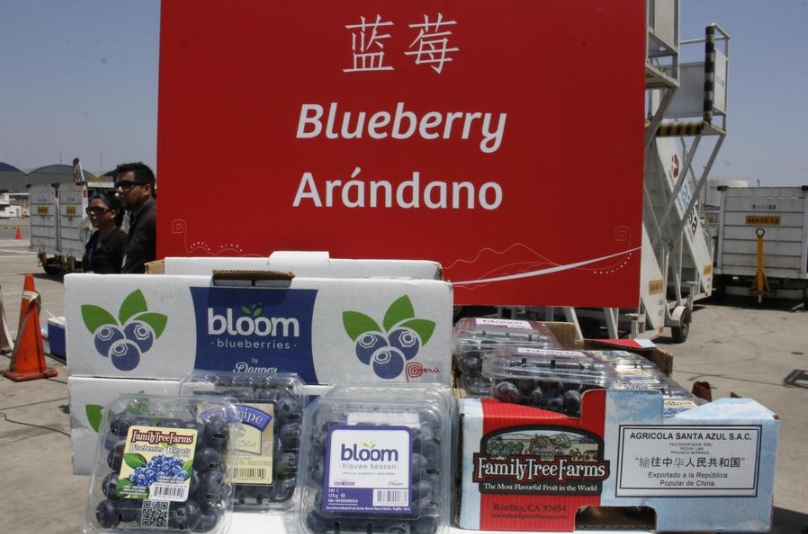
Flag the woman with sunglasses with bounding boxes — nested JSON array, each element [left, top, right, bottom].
[[82, 192, 129, 274]]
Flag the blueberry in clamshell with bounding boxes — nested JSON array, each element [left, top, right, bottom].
[[192, 504, 221, 533], [101, 472, 119, 500], [123, 321, 155, 352], [274, 390, 300, 423], [306, 511, 328, 534], [562, 389, 582, 416], [279, 421, 302, 450], [355, 333, 389, 364], [275, 450, 299, 478], [189, 471, 203, 499], [203, 415, 229, 451], [272, 476, 296, 502], [492, 380, 522, 404], [541, 389, 564, 412], [109, 412, 137, 437], [310, 432, 327, 457], [116, 498, 143, 523], [411, 453, 430, 473], [413, 497, 440, 516], [308, 457, 326, 484], [527, 386, 544, 407], [515, 378, 540, 396], [255, 387, 278, 403], [199, 468, 226, 504], [421, 410, 442, 431], [193, 447, 222, 473], [107, 441, 126, 471], [169, 500, 202, 530], [157, 418, 184, 429], [95, 499, 120, 529], [457, 352, 483, 374], [385, 521, 412, 534], [94, 325, 124, 357], [412, 478, 434, 501], [411, 516, 438, 534]]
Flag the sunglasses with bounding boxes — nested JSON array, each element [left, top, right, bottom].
[[115, 180, 144, 191], [86, 206, 112, 215]]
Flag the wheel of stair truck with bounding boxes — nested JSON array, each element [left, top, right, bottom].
[[43, 258, 61, 276], [671, 308, 691, 343], [713, 274, 726, 303]]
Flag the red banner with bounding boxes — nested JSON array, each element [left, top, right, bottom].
[[157, 0, 645, 307]]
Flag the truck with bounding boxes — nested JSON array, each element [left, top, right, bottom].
[[714, 185, 808, 305], [28, 159, 105, 274], [510, 11, 729, 343]]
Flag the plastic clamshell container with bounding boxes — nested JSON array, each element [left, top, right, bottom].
[[179, 371, 307, 511], [482, 350, 617, 417], [453, 317, 561, 396], [611, 367, 692, 396], [83, 394, 242, 534], [663, 398, 705, 418], [296, 384, 453, 534], [586, 349, 660, 369]]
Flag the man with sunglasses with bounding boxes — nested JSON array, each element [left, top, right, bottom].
[[115, 162, 157, 274]]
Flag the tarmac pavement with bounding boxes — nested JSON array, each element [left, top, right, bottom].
[[0, 239, 806, 533]]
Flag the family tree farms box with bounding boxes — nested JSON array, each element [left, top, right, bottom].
[[459, 392, 778, 532], [65, 271, 452, 385]]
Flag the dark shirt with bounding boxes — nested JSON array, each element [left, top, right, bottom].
[[83, 228, 129, 274], [122, 200, 157, 274]]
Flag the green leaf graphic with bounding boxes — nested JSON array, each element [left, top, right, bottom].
[[342, 311, 382, 341], [253, 307, 262, 317], [182, 459, 194, 477], [86, 404, 104, 433], [119, 290, 148, 324], [131, 312, 168, 338], [117, 478, 133, 495], [241, 306, 251, 315], [124, 453, 148, 469], [81, 305, 117, 334], [383, 296, 415, 331], [401, 319, 436, 346]]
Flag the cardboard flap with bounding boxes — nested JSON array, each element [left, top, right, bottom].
[[268, 251, 330, 268]]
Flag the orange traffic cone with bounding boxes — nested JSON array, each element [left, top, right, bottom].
[[14, 226, 21, 240], [2, 274, 58, 381], [0, 285, 13, 354]]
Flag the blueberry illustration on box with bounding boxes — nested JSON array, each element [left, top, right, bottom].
[[81, 290, 168, 371], [343, 296, 436, 380]]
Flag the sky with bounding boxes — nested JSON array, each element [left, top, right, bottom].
[[0, 0, 807, 186]]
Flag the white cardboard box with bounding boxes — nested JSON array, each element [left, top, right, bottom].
[[68, 376, 181, 475], [65, 270, 453, 385], [160, 251, 443, 279]]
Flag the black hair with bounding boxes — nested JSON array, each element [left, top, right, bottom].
[[89, 191, 124, 227], [115, 161, 156, 190]]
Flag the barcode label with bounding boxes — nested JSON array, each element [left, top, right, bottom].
[[232, 467, 268, 482], [373, 489, 408, 506], [149, 483, 189, 502]]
